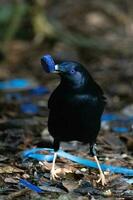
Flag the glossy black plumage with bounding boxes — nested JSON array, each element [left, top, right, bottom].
[[48, 61, 106, 154]]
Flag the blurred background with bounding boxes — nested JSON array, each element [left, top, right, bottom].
[[0, 0, 133, 111]]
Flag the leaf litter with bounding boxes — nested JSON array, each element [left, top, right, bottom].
[[0, 76, 132, 200]]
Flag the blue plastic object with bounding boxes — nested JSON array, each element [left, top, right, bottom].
[[101, 114, 119, 122], [112, 127, 129, 133], [29, 86, 49, 95], [20, 103, 39, 114], [22, 148, 133, 176], [22, 148, 53, 157], [19, 178, 43, 193], [27, 153, 54, 161], [0, 79, 35, 91], [41, 54, 55, 73], [101, 113, 133, 134]]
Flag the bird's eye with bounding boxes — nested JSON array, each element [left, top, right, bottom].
[[70, 69, 75, 74]]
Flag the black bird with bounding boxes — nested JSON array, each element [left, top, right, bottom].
[[47, 61, 106, 185]]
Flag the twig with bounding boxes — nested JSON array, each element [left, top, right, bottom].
[[6, 188, 30, 200]]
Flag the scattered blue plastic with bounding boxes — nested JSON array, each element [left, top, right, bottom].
[[101, 113, 133, 134], [41, 54, 56, 73], [111, 127, 129, 133], [23, 148, 53, 156], [22, 148, 133, 176], [0, 79, 35, 91], [101, 114, 120, 122], [29, 86, 49, 96], [4, 86, 49, 102], [20, 103, 39, 114], [19, 178, 43, 193]]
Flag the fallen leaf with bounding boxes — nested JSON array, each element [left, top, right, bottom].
[[4, 177, 18, 184], [0, 166, 24, 174]]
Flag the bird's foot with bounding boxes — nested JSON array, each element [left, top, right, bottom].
[[96, 172, 106, 186], [50, 168, 60, 181]]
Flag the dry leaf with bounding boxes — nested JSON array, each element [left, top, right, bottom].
[[0, 166, 24, 174]]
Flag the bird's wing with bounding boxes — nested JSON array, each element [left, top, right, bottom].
[[48, 86, 62, 109], [89, 80, 107, 105]]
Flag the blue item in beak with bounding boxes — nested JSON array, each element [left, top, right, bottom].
[[41, 55, 55, 73]]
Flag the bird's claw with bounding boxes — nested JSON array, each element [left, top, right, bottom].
[[96, 172, 107, 186], [50, 169, 60, 181]]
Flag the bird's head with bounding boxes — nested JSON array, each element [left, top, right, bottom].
[[54, 61, 90, 89], [41, 55, 93, 89]]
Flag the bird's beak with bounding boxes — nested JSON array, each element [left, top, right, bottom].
[[55, 64, 59, 71], [51, 64, 60, 73], [53, 64, 67, 74]]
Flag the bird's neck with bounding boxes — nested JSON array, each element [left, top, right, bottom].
[[61, 75, 88, 89], [60, 79, 89, 94]]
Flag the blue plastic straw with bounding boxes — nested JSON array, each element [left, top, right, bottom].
[[22, 148, 133, 176], [19, 178, 43, 193], [27, 153, 54, 161], [58, 150, 133, 176]]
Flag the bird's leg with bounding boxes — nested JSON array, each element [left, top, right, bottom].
[[50, 151, 59, 180], [90, 144, 106, 186], [94, 155, 106, 186], [50, 139, 60, 180]]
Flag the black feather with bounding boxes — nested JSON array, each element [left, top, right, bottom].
[[48, 61, 106, 153]]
